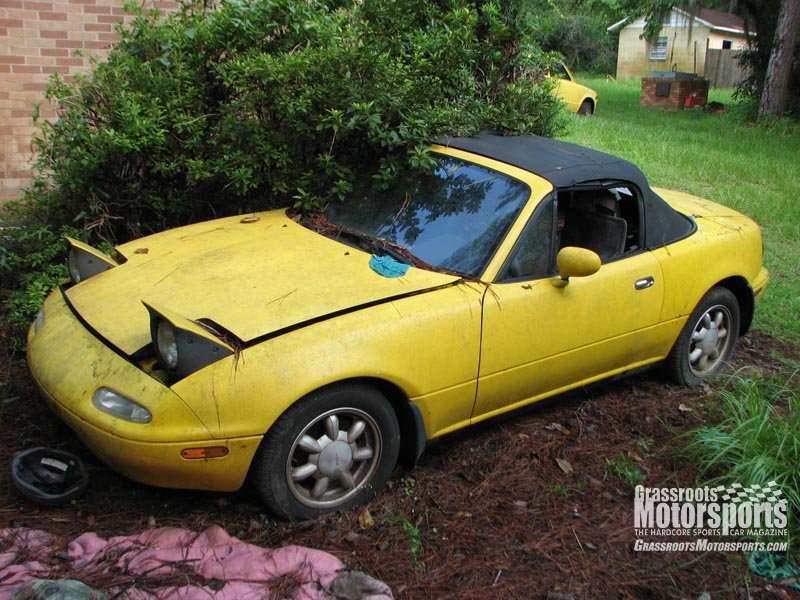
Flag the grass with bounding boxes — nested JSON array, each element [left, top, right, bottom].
[[547, 483, 573, 497], [398, 515, 425, 573], [561, 84, 800, 560], [604, 452, 646, 486], [559, 76, 800, 341], [682, 376, 799, 557]]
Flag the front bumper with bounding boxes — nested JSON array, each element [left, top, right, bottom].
[[27, 288, 261, 492]]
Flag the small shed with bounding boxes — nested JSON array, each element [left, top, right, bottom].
[[608, 7, 751, 81], [641, 72, 709, 110]]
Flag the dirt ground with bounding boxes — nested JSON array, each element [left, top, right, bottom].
[[1, 327, 798, 600]]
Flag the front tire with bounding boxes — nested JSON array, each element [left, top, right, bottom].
[[250, 383, 400, 520], [578, 100, 594, 115], [666, 287, 740, 386]]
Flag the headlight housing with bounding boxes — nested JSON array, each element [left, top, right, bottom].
[[66, 237, 117, 284], [145, 303, 235, 380], [92, 387, 152, 423]]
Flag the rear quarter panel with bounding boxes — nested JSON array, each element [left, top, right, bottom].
[[652, 188, 764, 326]]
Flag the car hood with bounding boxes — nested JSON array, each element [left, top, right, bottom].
[[65, 210, 460, 355]]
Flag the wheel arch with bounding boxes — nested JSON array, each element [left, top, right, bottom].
[[348, 377, 427, 466], [715, 276, 754, 335], [260, 376, 426, 468], [578, 97, 595, 114]]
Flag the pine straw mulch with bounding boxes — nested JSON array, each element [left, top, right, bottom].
[[0, 329, 798, 600]]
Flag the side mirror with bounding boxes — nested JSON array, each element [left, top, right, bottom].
[[552, 247, 601, 288]]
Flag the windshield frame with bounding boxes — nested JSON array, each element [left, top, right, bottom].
[[413, 146, 555, 281]]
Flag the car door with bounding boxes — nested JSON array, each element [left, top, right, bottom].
[[472, 186, 670, 422]]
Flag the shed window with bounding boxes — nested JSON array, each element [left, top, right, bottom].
[[649, 36, 668, 61], [722, 40, 733, 50]]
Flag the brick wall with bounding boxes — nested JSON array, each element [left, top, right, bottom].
[[640, 77, 710, 110], [0, 0, 178, 202]]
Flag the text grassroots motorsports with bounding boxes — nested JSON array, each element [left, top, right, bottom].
[[634, 483, 789, 553]]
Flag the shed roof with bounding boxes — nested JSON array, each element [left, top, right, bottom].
[[607, 6, 751, 36], [691, 7, 748, 34]]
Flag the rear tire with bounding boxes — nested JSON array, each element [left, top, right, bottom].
[[250, 383, 400, 520], [665, 287, 740, 386]]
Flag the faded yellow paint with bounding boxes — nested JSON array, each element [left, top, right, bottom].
[[28, 290, 209, 442], [172, 283, 486, 442], [27, 148, 768, 497], [27, 290, 257, 490], [475, 249, 670, 418], [552, 64, 599, 113], [471, 323, 680, 426], [66, 237, 118, 268], [66, 210, 461, 355], [555, 247, 602, 279], [654, 187, 766, 324]]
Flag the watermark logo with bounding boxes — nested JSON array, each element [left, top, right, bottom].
[[633, 481, 789, 552]]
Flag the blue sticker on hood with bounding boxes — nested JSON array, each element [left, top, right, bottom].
[[369, 255, 410, 278]]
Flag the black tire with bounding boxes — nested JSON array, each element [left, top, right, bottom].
[[665, 287, 740, 386], [578, 100, 594, 115], [250, 382, 400, 520]]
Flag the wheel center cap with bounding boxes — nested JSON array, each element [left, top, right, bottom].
[[701, 326, 719, 354], [318, 441, 353, 478]]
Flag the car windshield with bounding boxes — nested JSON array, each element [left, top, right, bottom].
[[323, 154, 530, 278]]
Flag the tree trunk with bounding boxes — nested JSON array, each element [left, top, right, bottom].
[[757, 0, 800, 119]]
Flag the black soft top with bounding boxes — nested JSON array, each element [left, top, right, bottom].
[[437, 132, 694, 249]]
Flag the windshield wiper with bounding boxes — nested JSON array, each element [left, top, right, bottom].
[[298, 210, 433, 272], [339, 230, 415, 266]]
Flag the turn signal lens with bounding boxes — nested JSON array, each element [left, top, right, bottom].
[[181, 447, 229, 459]]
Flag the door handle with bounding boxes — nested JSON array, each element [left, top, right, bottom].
[[635, 276, 655, 290]]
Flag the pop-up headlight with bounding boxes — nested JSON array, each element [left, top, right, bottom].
[[144, 302, 235, 380], [66, 237, 118, 284]]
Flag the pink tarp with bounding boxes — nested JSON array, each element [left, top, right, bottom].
[[0, 525, 392, 599]]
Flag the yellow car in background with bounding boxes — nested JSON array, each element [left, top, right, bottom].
[[28, 133, 767, 519], [552, 63, 598, 115]]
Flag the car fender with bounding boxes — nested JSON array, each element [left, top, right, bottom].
[[652, 217, 763, 328], [171, 282, 485, 443]]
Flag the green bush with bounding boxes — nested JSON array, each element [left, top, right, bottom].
[[528, 11, 618, 75], [0, 224, 78, 330], [2, 0, 565, 328], [19, 0, 563, 241]]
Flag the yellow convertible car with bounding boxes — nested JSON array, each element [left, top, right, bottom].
[[552, 63, 598, 115], [28, 133, 767, 519]]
